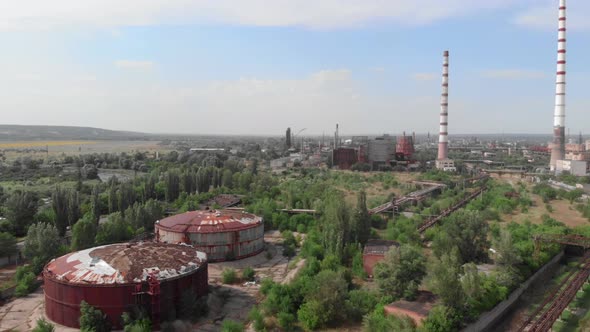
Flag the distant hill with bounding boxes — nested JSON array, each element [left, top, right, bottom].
[[0, 125, 153, 141]]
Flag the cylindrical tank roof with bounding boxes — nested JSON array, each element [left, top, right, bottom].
[[156, 209, 263, 234], [44, 242, 207, 285]]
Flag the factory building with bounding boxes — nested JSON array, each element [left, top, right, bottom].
[[565, 142, 590, 161], [362, 239, 399, 277], [332, 147, 359, 170], [555, 160, 588, 176], [44, 242, 208, 329], [368, 135, 396, 167], [396, 133, 415, 161], [156, 209, 264, 262]]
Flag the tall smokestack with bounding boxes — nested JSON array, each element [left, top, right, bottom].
[[437, 50, 449, 160], [550, 0, 567, 170]]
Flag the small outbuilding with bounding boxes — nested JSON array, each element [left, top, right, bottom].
[[362, 239, 399, 277]]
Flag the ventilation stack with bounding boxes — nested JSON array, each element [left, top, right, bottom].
[[550, 0, 567, 170], [435, 51, 455, 171]]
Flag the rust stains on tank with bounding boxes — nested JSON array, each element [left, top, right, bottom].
[[44, 242, 207, 285], [156, 209, 263, 233]]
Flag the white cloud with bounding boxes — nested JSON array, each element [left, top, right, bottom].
[[412, 73, 438, 81], [514, 2, 590, 30], [481, 69, 546, 80], [0, 0, 524, 30], [114, 60, 154, 69]]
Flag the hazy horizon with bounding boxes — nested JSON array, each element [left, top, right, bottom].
[[1, 1, 589, 135]]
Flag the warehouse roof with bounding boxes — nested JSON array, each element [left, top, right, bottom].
[[44, 242, 206, 285], [156, 209, 263, 234], [363, 239, 400, 255]]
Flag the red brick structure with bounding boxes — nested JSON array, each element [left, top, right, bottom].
[[362, 239, 399, 277]]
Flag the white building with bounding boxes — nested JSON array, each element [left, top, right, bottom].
[[435, 159, 456, 172], [555, 160, 588, 176]]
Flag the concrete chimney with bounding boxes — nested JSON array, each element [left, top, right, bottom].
[[437, 50, 449, 160], [550, 0, 567, 170]]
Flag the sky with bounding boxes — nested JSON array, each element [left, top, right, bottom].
[[0, 0, 589, 136]]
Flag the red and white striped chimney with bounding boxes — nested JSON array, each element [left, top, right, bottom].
[[550, 0, 567, 170], [437, 50, 449, 160]]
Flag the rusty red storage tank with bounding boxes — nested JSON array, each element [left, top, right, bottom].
[[43, 242, 208, 329], [155, 209, 264, 262]]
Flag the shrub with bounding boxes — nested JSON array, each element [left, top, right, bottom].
[[242, 267, 255, 281], [248, 307, 266, 332], [298, 300, 324, 331], [277, 312, 296, 331], [346, 290, 379, 322], [221, 320, 244, 332], [222, 269, 237, 284], [79, 301, 111, 332], [32, 318, 55, 332], [15, 272, 37, 297]]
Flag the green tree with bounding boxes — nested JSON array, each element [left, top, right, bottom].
[[91, 185, 101, 224], [71, 216, 97, 250], [426, 248, 464, 309], [5, 190, 38, 236], [79, 301, 111, 332], [493, 229, 523, 289], [362, 306, 416, 332], [222, 169, 234, 188], [432, 210, 489, 264], [321, 194, 350, 261], [351, 191, 371, 246], [374, 244, 426, 300], [118, 182, 136, 214], [24, 222, 61, 273], [52, 186, 69, 236], [0, 232, 18, 258], [298, 270, 349, 329], [164, 171, 180, 202], [181, 170, 195, 194], [67, 190, 81, 228], [298, 300, 324, 331], [76, 167, 83, 191], [95, 213, 133, 245], [345, 289, 379, 322], [421, 305, 462, 332], [15, 270, 38, 297], [142, 174, 157, 201], [108, 184, 118, 214]]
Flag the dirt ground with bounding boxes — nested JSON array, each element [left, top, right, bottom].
[[0, 265, 18, 292], [0, 232, 300, 332], [501, 193, 589, 228], [496, 178, 589, 228]]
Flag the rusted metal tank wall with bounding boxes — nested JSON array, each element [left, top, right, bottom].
[[158, 223, 265, 262], [157, 228, 185, 244], [44, 264, 209, 329]]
